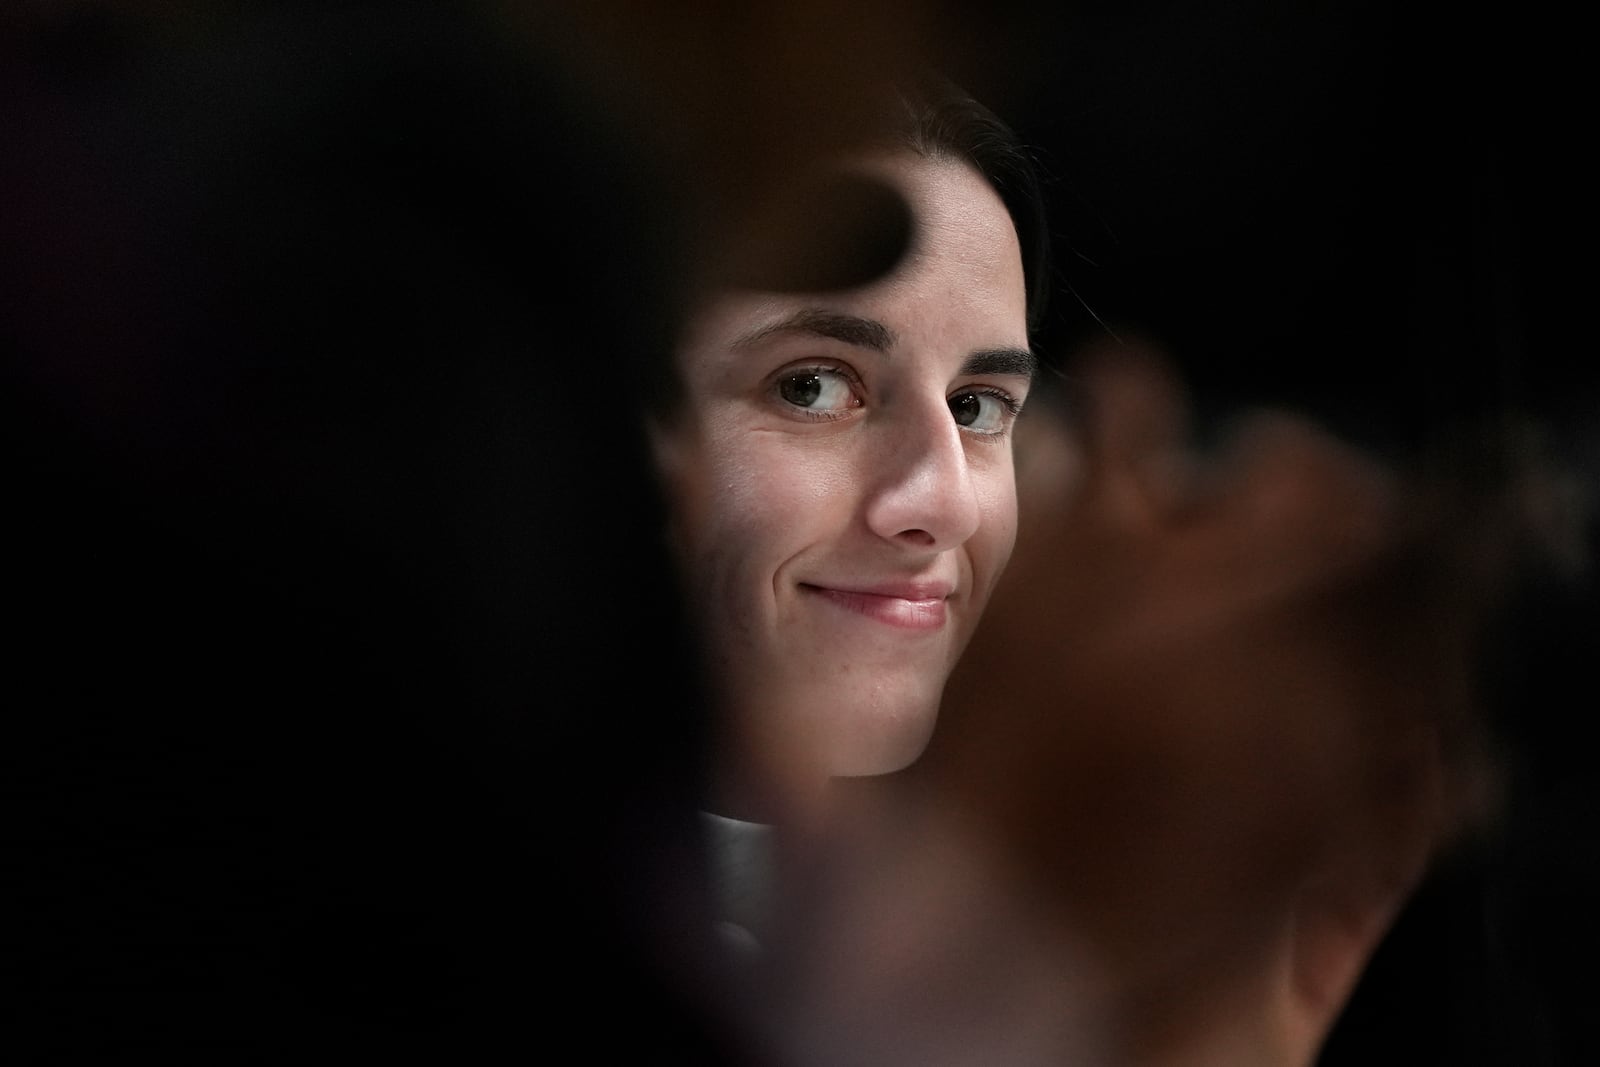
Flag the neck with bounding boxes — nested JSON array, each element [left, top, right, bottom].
[[703, 723, 836, 832]]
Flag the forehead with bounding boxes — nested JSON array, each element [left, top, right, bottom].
[[859, 149, 1023, 286], [681, 151, 1028, 358]]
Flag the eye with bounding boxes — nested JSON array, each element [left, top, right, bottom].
[[948, 388, 1021, 433], [776, 367, 860, 414]]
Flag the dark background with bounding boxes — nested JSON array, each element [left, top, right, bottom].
[[4, 4, 740, 1062], [5, 2, 1593, 1063]]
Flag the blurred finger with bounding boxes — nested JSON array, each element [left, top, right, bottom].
[[1062, 342, 1198, 527], [700, 170, 914, 295]]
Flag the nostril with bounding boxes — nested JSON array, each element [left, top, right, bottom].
[[899, 529, 937, 547]]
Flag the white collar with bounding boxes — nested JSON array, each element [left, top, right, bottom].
[[700, 810, 775, 954]]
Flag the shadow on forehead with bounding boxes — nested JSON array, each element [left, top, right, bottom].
[[703, 170, 914, 296]]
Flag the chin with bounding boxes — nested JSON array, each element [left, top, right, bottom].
[[822, 700, 940, 779]]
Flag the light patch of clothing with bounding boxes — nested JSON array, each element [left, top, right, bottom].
[[700, 810, 775, 957]]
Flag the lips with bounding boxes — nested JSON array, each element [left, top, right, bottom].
[[800, 582, 952, 631]]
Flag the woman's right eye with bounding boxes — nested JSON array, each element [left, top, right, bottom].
[[775, 367, 860, 414]]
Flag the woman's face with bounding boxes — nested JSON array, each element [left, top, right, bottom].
[[654, 151, 1033, 807]]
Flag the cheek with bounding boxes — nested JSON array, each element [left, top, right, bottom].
[[675, 430, 848, 583], [970, 464, 1021, 591]]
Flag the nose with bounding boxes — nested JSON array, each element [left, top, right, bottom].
[[863, 401, 981, 550]]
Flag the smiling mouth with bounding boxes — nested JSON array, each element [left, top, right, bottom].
[[800, 584, 949, 631]]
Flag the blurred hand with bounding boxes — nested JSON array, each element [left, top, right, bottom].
[[769, 343, 1503, 1067], [918, 342, 1500, 1062]]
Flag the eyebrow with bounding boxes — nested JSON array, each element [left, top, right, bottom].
[[731, 307, 1037, 380], [731, 308, 894, 353], [962, 347, 1038, 381]]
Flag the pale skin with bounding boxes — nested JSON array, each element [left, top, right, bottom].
[[650, 149, 1034, 825]]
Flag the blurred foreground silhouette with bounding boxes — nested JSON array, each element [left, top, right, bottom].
[[750, 344, 1531, 1064], [6, 2, 1593, 1064]]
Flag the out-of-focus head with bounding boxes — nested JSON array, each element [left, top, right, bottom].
[[649, 80, 1048, 820]]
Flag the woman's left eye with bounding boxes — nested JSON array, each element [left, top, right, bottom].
[[948, 389, 1020, 433]]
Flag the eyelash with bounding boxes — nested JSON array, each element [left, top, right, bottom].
[[952, 385, 1027, 439], [962, 385, 1025, 417], [771, 363, 863, 422], [767, 364, 1027, 431]]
